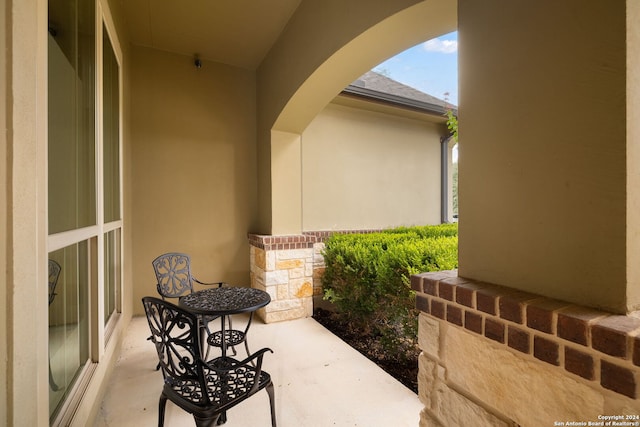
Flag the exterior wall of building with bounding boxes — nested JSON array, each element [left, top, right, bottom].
[[414, 271, 640, 426], [458, 0, 629, 313], [7, 0, 50, 424], [301, 101, 444, 231], [257, 0, 456, 235], [129, 46, 257, 315], [627, 0, 640, 313]]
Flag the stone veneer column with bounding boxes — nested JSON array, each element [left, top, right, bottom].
[[413, 270, 640, 427], [248, 230, 385, 322], [248, 234, 323, 323]]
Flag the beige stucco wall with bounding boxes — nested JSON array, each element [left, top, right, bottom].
[[6, 0, 50, 424], [130, 46, 257, 315], [302, 101, 444, 230], [458, 0, 629, 313], [257, 0, 456, 234], [627, 0, 640, 314]]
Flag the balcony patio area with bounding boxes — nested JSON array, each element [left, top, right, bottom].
[[93, 313, 422, 426]]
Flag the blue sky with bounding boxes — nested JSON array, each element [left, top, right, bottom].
[[373, 31, 458, 106]]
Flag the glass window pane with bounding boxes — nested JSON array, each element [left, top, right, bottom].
[[48, 241, 92, 420], [104, 229, 121, 324], [48, 0, 96, 234], [103, 26, 120, 222]]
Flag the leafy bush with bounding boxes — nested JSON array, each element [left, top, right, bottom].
[[321, 224, 458, 358]]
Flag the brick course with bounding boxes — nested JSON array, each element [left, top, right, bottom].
[[413, 270, 640, 401]]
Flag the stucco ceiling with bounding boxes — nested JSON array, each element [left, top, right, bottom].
[[121, 0, 302, 70]]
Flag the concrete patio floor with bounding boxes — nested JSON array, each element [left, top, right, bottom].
[[94, 313, 422, 427]]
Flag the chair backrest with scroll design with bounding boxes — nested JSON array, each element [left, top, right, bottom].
[[151, 252, 194, 299], [142, 296, 276, 426], [48, 259, 62, 306]]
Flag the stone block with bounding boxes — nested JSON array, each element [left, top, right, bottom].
[[264, 306, 307, 323], [277, 249, 311, 260], [252, 269, 265, 286], [254, 248, 266, 270], [304, 263, 313, 277], [288, 267, 305, 279], [265, 270, 288, 286], [266, 299, 302, 312], [291, 280, 313, 298], [251, 276, 266, 292], [420, 408, 444, 427], [276, 259, 304, 270], [266, 251, 276, 271], [418, 353, 437, 407], [432, 379, 516, 427], [302, 297, 313, 317], [418, 313, 440, 359], [277, 284, 288, 300], [263, 285, 276, 301], [443, 326, 604, 425]]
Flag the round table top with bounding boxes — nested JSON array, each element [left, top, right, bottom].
[[179, 287, 271, 316]]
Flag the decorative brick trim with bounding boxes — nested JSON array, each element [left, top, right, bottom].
[[565, 347, 595, 380], [507, 325, 530, 354], [601, 360, 637, 398], [533, 335, 560, 366], [248, 229, 392, 250], [414, 270, 640, 400], [247, 233, 316, 250]]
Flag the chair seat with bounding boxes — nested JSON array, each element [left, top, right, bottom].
[[207, 329, 246, 348], [164, 358, 271, 410]]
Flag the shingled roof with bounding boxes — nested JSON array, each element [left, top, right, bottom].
[[342, 70, 456, 116]]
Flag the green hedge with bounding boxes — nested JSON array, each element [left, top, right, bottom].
[[321, 224, 458, 355]]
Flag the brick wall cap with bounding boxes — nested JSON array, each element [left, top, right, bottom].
[[499, 291, 542, 304], [412, 272, 434, 278], [557, 306, 610, 322], [439, 276, 472, 286], [593, 315, 640, 335], [454, 282, 486, 292], [526, 298, 573, 312], [475, 283, 515, 297], [420, 271, 456, 281]]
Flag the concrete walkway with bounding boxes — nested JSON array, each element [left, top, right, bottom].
[[94, 314, 422, 427]]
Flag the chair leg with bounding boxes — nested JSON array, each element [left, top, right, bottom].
[[193, 414, 220, 427], [266, 381, 277, 427], [158, 393, 168, 427]]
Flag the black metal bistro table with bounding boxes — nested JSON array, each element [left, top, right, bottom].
[[179, 287, 271, 360]]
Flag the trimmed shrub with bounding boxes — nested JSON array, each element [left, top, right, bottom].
[[321, 224, 458, 357]]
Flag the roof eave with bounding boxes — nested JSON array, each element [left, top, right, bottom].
[[341, 84, 457, 117]]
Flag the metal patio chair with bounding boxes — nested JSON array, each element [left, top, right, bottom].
[[48, 259, 62, 391], [142, 296, 276, 427], [151, 252, 237, 360]]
